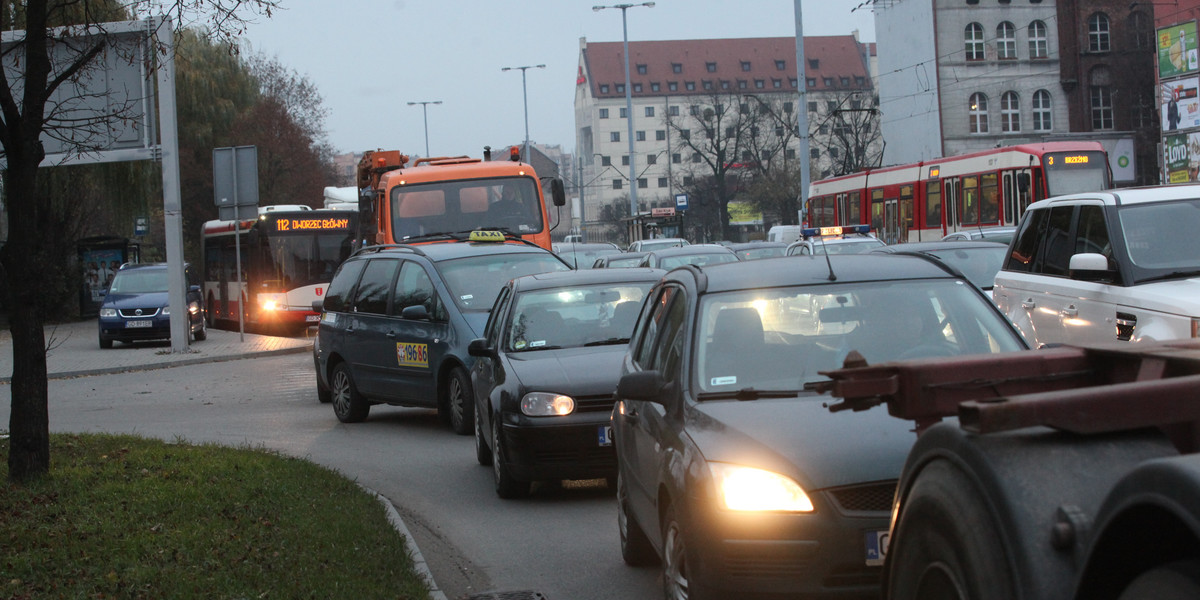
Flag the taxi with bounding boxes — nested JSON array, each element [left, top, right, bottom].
[[312, 231, 571, 433], [786, 225, 886, 256]]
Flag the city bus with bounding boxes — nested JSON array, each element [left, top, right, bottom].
[[807, 142, 1111, 244], [202, 207, 359, 333]]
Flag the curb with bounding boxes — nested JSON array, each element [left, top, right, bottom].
[[368, 487, 449, 600], [0, 344, 313, 383]]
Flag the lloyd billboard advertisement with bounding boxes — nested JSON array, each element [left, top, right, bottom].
[[1163, 133, 1200, 183]]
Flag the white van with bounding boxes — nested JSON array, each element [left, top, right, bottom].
[[767, 225, 805, 245]]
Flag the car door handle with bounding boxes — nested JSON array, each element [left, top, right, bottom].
[[386, 331, 397, 339], [1061, 305, 1078, 318], [1021, 297, 1036, 310]]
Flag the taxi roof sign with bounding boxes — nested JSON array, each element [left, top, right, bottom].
[[469, 230, 508, 243], [801, 224, 871, 238]]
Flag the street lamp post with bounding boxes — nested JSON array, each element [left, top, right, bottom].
[[406, 100, 442, 157], [593, 2, 654, 223], [501, 64, 545, 163]]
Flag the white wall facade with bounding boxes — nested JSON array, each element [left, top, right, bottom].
[[876, 0, 943, 163]]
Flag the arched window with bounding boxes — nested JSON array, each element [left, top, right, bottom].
[[1128, 11, 1152, 50], [1088, 13, 1111, 52], [1032, 90, 1052, 131], [1001, 92, 1021, 132], [1028, 21, 1048, 58], [969, 93, 989, 133], [997, 22, 1017, 59], [965, 23, 985, 61]]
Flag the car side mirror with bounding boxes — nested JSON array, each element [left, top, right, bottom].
[[1068, 252, 1114, 282], [616, 370, 667, 405], [401, 304, 431, 321], [468, 337, 495, 358], [550, 179, 566, 207], [311, 299, 324, 312]]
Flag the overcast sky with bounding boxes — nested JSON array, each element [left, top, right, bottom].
[[237, 0, 876, 158]]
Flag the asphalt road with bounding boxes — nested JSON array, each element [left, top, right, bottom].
[[0, 352, 662, 600]]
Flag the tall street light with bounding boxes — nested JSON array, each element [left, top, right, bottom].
[[593, 2, 654, 222], [407, 100, 442, 157], [501, 64, 545, 163]]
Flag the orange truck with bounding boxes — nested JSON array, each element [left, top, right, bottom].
[[355, 146, 565, 250]]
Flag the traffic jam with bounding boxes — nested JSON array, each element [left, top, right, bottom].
[[302, 140, 1200, 600]]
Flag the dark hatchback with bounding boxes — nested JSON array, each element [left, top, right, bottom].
[[870, 240, 1008, 296], [612, 255, 1029, 599], [469, 267, 663, 498], [313, 238, 571, 433], [97, 263, 207, 348]]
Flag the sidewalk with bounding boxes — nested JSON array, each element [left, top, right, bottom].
[[0, 318, 313, 382]]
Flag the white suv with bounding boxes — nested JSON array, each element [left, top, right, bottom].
[[993, 184, 1200, 347]]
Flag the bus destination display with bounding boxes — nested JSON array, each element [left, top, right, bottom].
[[271, 216, 353, 232]]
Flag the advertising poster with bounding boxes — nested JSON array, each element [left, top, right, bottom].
[[727, 201, 763, 226], [1161, 77, 1200, 131], [82, 248, 124, 302], [1162, 133, 1200, 183], [1159, 21, 1199, 79]]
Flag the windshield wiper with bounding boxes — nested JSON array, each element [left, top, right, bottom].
[[695, 388, 803, 401], [583, 337, 630, 346], [516, 344, 564, 352], [1137, 269, 1200, 284]]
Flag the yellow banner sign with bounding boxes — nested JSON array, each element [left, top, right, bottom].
[[396, 343, 429, 368]]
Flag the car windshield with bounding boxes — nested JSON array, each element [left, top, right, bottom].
[[639, 239, 686, 252], [506, 282, 653, 351], [108, 269, 167, 294], [737, 247, 786, 260], [389, 176, 543, 239], [603, 255, 645, 268], [437, 253, 571, 310], [659, 252, 739, 269], [816, 239, 886, 254], [694, 279, 1025, 395], [977, 230, 1015, 244], [923, 247, 1007, 289], [1118, 199, 1200, 278], [557, 246, 621, 269]]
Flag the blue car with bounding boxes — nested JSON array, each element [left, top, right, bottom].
[[97, 263, 207, 348]]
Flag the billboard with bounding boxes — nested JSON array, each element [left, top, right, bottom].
[[1163, 133, 1200, 183], [1162, 77, 1200, 131], [727, 201, 763, 226], [1159, 21, 1199, 79]]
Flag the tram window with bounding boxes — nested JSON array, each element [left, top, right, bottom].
[[981, 174, 999, 223], [926, 184, 942, 228], [871, 190, 884, 232], [962, 176, 980, 226], [848, 192, 861, 223], [900, 185, 914, 228]]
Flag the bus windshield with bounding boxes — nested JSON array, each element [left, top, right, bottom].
[[1044, 151, 1110, 197], [257, 232, 355, 289], [390, 176, 543, 240]]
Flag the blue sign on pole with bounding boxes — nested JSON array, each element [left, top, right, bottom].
[[675, 193, 689, 211], [134, 216, 148, 237]]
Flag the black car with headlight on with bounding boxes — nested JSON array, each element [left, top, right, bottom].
[[612, 254, 1029, 599], [469, 267, 663, 498]]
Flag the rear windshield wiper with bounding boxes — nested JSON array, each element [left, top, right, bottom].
[[695, 388, 803, 401], [583, 337, 630, 346]]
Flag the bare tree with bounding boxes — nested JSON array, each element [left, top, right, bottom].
[[809, 92, 883, 179], [1, 0, 277, 482]]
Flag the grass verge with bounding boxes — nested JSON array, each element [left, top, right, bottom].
[[0, 432, 432, 599]]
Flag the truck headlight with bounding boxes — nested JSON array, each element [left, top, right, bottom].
[[709, 462, 814, 512], [521, 392, 575, 416]]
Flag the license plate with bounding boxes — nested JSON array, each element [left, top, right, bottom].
[[125, 320, 152, 328], [305, 314, 320, 322], [597, 425, 613, 446], [865, 530, 889, 566]]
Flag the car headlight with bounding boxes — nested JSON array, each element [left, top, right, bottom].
[[161, 306, 170, 316], [708, 462, 814, 512], [188, 300, 200, 315], [520, 392, 575, 416], [99, 308, 117, 318]]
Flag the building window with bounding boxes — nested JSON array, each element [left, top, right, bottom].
[[969, 92, 989, 133], [636, 64, 647, 75], [706, 62, 717, 72], [650, 82, 660, 92], [658, 177, 668, 188], [601, 155, 612, 166], [621, 155, 630, 166], [823, 77, 834, 86], [786, 148, 797, 160], [668, 105, 679, 116], [611, 131, 621, 142], [646, 154, 657, 165], [855, 76, 865, 85], [636, 131, 646, 141], [1129, 11, 1153, 50], [617, 107, 626, 118], [741, 61, 751, 71], [688, 105, 699, 116], [1032, 89, 1052, 131], [725, 127, 735, 138], [685, 81, 696, 91], [965, 23, 985, 61], [680, 129, 690, 140], [826, 100, 837, 111], [1132, 92, 1153, 128], [997, 22, 1017, 59], [774, 78, 784, 88], [703, 80, 713, 90], [1091, 86, 1114, 129], [721, 80, 730, 90], [691, 153, 702, 163], [633, 83, 642, 93], [1029, 20, 1048, 58], [789, 78, 798, 88], [840, 76, 850, 86], [656, 130, 666, 141], [808, 101, 818, 113], [645, 106, 655, 117], [638, 178, 648, 189], [1001, 91, 1020, 132], [810, 148, 820, 159], [600, 84, 610, 94], [599, 108, 609, 119], [672, 153, 681, 164], [612, 179, 623, 190], [738, 80, 747, 89], [672, 63, 682, 73], [806, 77, 815, 88], [755, 79, 765, 89], [616, 84, 625, 93], [1088, 13, 1110, 52], [775, 59, 786, 70]]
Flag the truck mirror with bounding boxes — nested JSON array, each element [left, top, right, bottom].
[[358, 189, 375, 220], [1017, 172, 1030, 193], [550, 179, 566, 207]]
